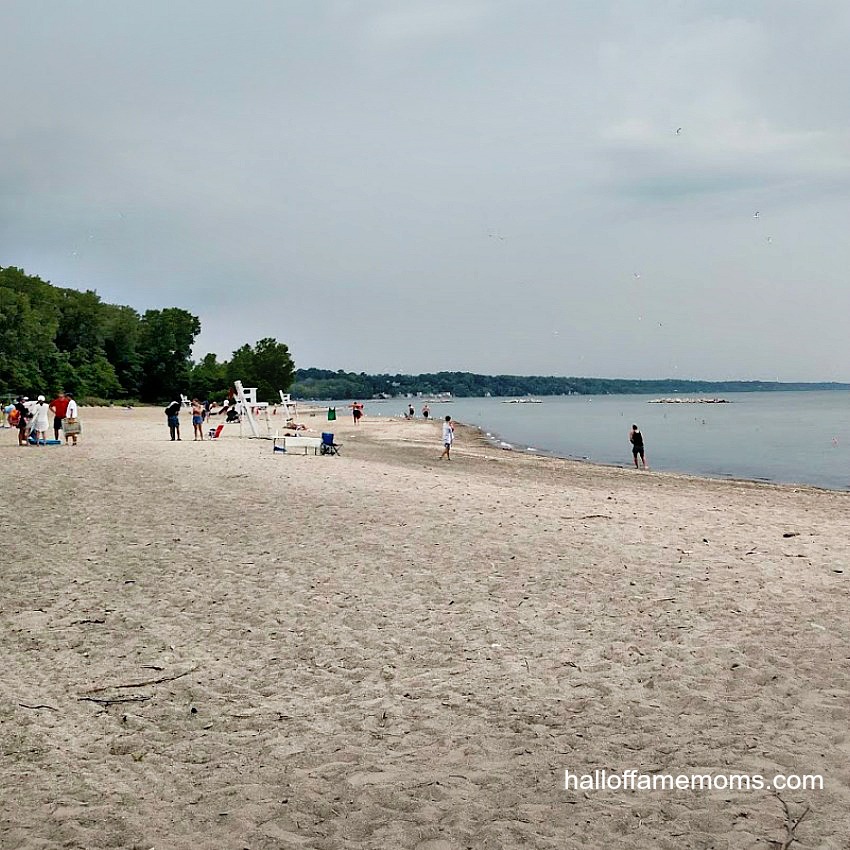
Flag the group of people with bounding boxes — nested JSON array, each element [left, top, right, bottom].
[[164, 392, 308, 441], [160, 390, 646, 470], [5, 385, 646, 467], [163, 397, 213, 441], [5, 391, 79, 446], [404, 403, 430, 420]]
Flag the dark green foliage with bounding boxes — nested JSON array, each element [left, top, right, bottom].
[[188, 352, 229, 401], [290, 368, 850, 400], [0, 265, 298, 404], [102, 304, 144, 398], [138, 308, 201, 401], [227, 338, 295, 404], [0, 266, 200, 402]]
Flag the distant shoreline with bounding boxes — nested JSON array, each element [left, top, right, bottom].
[[291, 369, 850, 402]]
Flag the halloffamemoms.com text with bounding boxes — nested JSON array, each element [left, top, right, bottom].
[[565, 770, 823, 792]]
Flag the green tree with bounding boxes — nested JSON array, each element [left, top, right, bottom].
[[0, 268, 62, 394], [55, 289, 106, 354], [137, 308, 201, 402], [189, 352, 229, 401], [227, 337, 295, 403], [75, 353, 122, 398], [0, 286, 45, 392], [102, 304, 143, 398]]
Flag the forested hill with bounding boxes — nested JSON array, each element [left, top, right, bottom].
[[290, 368, 850, 400], [0, 266, 293, 402]]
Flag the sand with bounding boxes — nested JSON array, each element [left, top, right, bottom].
[[2, 405, 849, 849]]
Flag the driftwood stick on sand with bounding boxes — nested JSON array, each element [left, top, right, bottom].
[[769, 793, 812, 850], [19, 703, 59, 712], [78, 695, 154, 707], [82, 666, 199, 695], [560, 514, 613, 520]]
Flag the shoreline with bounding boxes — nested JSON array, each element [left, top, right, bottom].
[[350, 391, 850, 493], [459, 416, 850, 497]]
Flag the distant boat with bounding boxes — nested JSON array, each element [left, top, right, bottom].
[[503, 398, 543, 404]]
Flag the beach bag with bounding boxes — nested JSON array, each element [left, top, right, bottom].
[[64, 417, 81, 436]]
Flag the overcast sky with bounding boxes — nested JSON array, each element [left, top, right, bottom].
[[2, 1, 849, 381]]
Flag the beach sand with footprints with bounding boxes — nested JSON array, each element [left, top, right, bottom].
[[2, 406, 850, 849]]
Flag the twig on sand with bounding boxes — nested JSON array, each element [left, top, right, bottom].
[[83, 666, 199, 694], [78, 695, 153, 707], [767, 793, 811, 849], [561, 514, 613, 520], [19, 703, 59, 712]]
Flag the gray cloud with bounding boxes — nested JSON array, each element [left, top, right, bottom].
[[2, 0, 849, 380]]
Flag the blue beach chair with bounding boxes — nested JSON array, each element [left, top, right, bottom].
[[320, 432, 341, 455]]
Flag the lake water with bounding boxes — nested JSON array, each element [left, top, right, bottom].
[[365, 391, 850, 491]]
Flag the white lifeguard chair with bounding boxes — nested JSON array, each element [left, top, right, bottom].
[[279, 391, 296, 421], [233, 381, 261, 438]]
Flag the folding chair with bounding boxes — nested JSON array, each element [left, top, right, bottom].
[[320, 432, 341, 455], [208, 423, 224, 439]]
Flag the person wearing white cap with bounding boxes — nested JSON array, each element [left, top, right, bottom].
[[30, 395, 50, 445]]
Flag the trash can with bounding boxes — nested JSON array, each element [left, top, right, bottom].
[[327, 407, 336, 421]]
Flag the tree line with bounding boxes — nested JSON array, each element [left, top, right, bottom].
[[5, 266, 846, 405], [290, 367, 850, 400], [0, 266, 294, 403]]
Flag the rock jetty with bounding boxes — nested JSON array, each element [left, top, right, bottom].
[[647, 397, 730, 404]]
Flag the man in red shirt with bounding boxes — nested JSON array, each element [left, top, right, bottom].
[[49, 391, 71, 440]]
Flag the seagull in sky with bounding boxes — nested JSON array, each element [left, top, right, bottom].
[[675, 127, 682, 135], [753, 211, 760, 219]]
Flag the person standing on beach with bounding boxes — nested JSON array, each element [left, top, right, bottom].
[[408, 404, 415, 419], [629, 424, 648, 469], [440, 415, 454, 460], [351, 401, 364, 425], [64, 393, 79, 445], [49, 390, 70, 440], [165, 399, 182, 441], [191, 398, 205, 441], [422, 404, 430, 420], [30, 395, 50, 445], [14, 397, 30, 446]]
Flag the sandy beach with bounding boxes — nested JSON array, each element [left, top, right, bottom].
[[2, 405, 849, 850]]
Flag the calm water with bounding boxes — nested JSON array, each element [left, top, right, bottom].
[[366, 391, 850, 491]]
